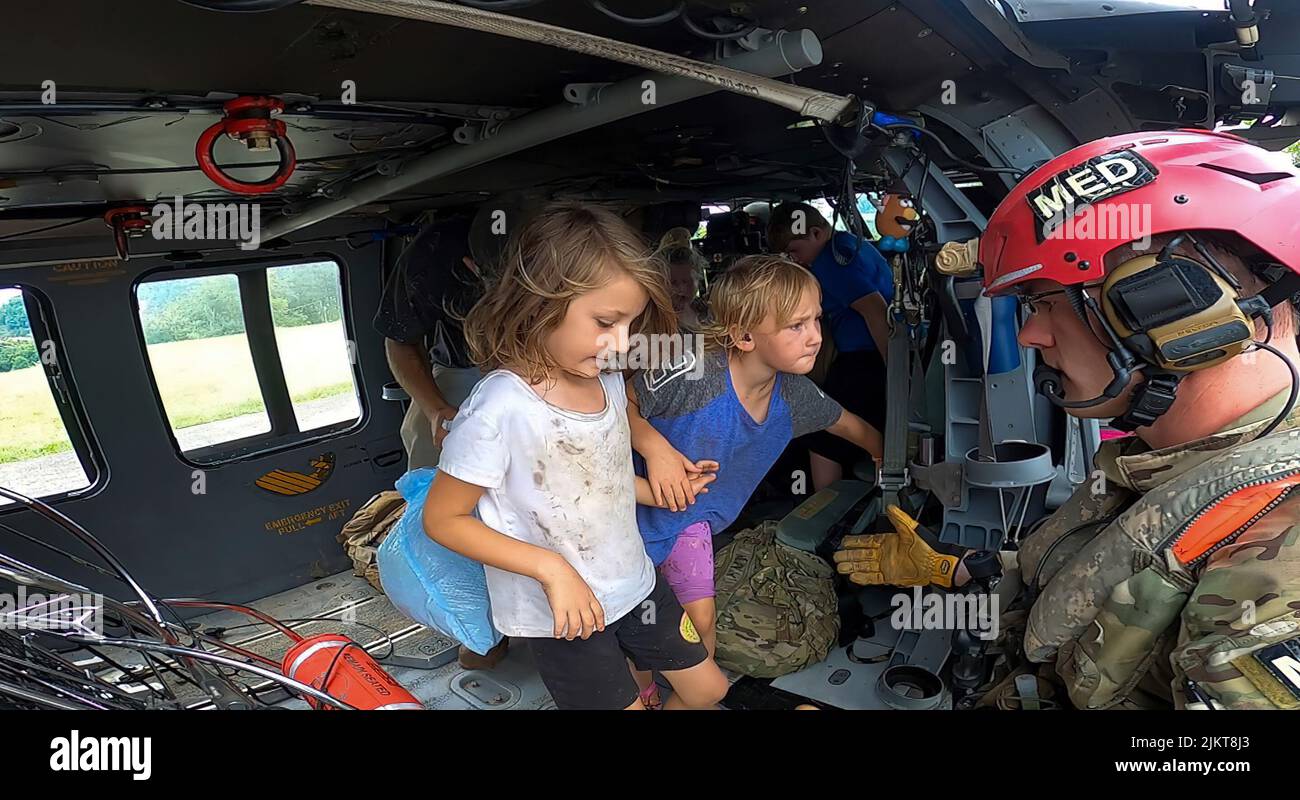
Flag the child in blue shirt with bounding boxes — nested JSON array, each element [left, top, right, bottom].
[[629, 254, 882, 693]]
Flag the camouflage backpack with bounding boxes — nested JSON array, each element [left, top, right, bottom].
[[713, 521, 840, 678], [337, 490, 406, 591]]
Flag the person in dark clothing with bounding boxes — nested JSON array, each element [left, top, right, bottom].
[[373, 196, 537, 669]]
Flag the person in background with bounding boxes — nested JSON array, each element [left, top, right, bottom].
[[373, 195, 536, 669], [656, 227, 710, 331]]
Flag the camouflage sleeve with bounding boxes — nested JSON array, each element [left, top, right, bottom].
[[1171, 496, 1300, 710]]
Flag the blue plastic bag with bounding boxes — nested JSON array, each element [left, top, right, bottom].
[[377, 468, 502, 655]]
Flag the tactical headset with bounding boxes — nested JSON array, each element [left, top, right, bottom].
[[1034, 232, 1300, 431]]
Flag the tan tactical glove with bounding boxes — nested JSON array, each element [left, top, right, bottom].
[[832, 505, 963, 588]]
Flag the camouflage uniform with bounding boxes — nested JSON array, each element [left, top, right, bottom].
[[1004, 390, 1300, 709]]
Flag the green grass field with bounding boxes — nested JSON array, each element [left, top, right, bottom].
[[0, 322, 357, 464]]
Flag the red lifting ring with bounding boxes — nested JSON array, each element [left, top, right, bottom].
[[104, 206, 152, 261], [195, 96, 297, 195]]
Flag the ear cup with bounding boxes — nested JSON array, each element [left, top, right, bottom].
[[1100, 253, 1253, 372]]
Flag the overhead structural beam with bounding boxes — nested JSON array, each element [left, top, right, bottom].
[[305, 0, 852, 122], [262, 20, 826, 241]]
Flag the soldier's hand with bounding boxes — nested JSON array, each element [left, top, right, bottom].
[[832, 505, 962, 588]]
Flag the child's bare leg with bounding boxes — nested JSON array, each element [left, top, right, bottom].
[[810, 451, 842, 492], [660, 657, 728, 710], [681, 597, 717, 659], [631, 663, 655, 692]]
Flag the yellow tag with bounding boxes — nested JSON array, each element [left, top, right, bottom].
[[680, 612, 701, 643], [793, 490, 837, 520]]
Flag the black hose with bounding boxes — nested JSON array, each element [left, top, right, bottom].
[[0, 487, 247, 702], [177, 0, 306, 10], [874, 122, 1025, 178], [588, 0, 683, 26], [73, 637, 357, 709], [0, 485, 168, 627]]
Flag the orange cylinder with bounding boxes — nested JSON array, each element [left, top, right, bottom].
[[282, 634, 422, 710]]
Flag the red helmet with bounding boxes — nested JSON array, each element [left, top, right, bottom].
[[980, 129, 1300, 296]]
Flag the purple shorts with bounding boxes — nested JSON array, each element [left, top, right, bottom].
[[658, 521, 714, 605]]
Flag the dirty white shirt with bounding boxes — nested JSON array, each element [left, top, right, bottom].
[[436, 369, 655, 638]]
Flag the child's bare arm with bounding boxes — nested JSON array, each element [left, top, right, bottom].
[[850, 293, 891, 363], [423, 471, 605, 639], [424, 471, 556, 578], [826, 409, 884, 462], [626, 379, 719, 511], [634, 474, 715, 508]]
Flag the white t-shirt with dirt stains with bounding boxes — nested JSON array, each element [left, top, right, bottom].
[[436, 369, 655, 638]]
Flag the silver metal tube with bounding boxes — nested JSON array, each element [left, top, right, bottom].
[[305, 0, 849, 121], [262, 23, 823, 240]]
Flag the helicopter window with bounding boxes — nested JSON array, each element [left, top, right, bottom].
[[0, 285, 95, 505], [134, 259, 361, 465], [267, 262, 361, 434], [811, 194, 880, 238], [137, 273, 273, 456]]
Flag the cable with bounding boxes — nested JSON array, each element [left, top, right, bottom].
[[1250, 340, 1299, 439], [0, 521, 124, 582], [873, 121, 1025, 178], [67, 635, 356, 709], [213, 615, 397, 661], [0, 485, 179, 633], [588, 0, 683, 26], [157, 599, 302, 642], [822, 143, 867, 267], [0, 678, 100, 710], [0, 486, 242, 706], [0, 217, 98, 242]]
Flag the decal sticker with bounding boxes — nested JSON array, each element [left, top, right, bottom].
[[255, 452, 335, 496]]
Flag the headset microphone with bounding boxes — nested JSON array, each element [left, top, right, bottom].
[[1033, 359, 1134, 409]]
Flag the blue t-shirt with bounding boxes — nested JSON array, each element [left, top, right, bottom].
[[810, 232, 894, 353], [632, 349, 843, 565]]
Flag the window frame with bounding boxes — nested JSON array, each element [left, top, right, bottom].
[[0, 282, 103, 509], [131, 255, 367, 467]]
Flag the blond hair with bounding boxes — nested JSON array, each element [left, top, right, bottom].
[[463, 202, 676, 384], [656, 226, 708, 285], [701, 254, 821, 352]]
